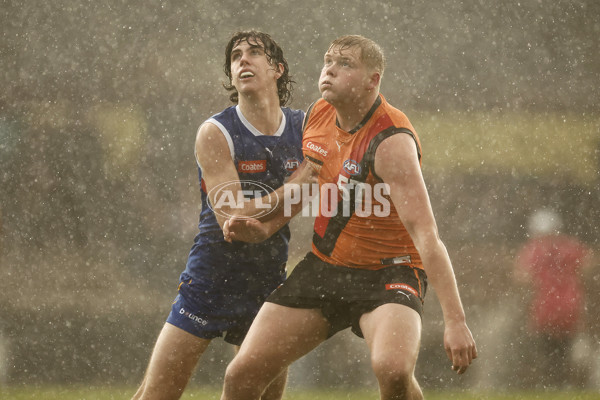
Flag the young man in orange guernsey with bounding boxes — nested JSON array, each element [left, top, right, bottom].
[[221, 35, 477, 400]]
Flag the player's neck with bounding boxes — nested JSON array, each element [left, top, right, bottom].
[[238, 93, 282, 136], [334, 92, 379, 132]]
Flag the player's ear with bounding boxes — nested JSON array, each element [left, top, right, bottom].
[[275, 63, 284, 79], [367, 71, 381, 90]]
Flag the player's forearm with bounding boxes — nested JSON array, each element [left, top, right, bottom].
[[212, 183, 291, 229], [256, 160, 318, 223], [254, 215, 292, 240], [222, 191, 307, 243], [232, 160, 317, 223], [251, 194, 306, 238], [420, 240, 467, 324]]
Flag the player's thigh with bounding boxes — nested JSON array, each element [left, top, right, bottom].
[[146, 323, 211, 379], [360, 303, 422, 372], [235, 302, 330, 371]]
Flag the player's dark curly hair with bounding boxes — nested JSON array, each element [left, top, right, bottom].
[[223, 31, 294, 106]]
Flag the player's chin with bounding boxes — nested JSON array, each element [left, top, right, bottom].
[[322, 92, 345, 107], [320, 88, 334, 101]]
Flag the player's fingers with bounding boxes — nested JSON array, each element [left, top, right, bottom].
[[472, 343, 478, 359], [444, 345, 453, 363], [451, 363, 468, 374], [307, 159, 321, 175], [457, 344, 478, 374], [223, 218, 233, 242], [223, 219, 230, 234], [451, 348, 470, 374], [451, 350, 462, 372], [465, 346, 473, 365], [244, 218, 258, 228], [464, 341, 477, 364]]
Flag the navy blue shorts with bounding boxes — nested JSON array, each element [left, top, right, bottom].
[[267, 252, 427, 338], [166, 263, 286, 346]]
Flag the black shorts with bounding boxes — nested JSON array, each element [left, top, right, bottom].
[[267, 252, 428, 338]]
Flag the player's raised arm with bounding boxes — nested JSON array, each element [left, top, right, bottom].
[[374, 132, 477, 374], [195, 121, 250, 230]]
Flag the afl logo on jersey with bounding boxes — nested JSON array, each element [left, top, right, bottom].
[[343, 159, 361, 176], [284, 158, 301, 172]]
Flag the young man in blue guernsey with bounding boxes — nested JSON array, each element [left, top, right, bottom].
[[132, 31, 316, 400]]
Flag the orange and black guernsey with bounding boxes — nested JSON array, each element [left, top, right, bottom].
[[302, 94, 424, 271]]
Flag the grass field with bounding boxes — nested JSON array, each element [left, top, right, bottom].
[[1, 387, 599, 400]]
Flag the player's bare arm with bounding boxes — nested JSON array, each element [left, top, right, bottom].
[[374, 132, 477, 374], [223, 159, 319, 243], [195, 122, 251, 229]]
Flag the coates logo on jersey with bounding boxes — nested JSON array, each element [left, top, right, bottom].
[[343, 159, 361, 176], [304, 141, 329, 158], [385, 283, 419, 298], [207, 180, 279, 219], [284, 158, 301, 172], [237, 160, 267, 173]]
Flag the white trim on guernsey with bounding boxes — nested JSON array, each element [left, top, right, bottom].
[[235, 105, 286, 137]]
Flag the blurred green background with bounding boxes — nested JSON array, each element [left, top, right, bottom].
[[0, 0, 598, 394]]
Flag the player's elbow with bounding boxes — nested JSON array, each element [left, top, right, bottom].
[[410, 227, 442, 257]]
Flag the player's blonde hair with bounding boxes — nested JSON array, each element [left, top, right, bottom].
[[328, 35, 386, 77]]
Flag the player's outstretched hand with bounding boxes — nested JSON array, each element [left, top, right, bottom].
[[223, 216, 271, 243], [444, 320, 478, 375]]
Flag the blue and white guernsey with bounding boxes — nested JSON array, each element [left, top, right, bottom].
[[171, 105, 304, 338]]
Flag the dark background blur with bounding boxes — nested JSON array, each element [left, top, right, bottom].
[[1, 0, 599, 392]]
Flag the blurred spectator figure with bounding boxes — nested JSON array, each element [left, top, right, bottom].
[[514, 208, 593, 388]]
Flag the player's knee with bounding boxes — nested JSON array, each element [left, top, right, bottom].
[[223, 358, 259, 392], [223, 360, 243, 387], [224, 357, 282, 398], [371, 354, 414, 389]]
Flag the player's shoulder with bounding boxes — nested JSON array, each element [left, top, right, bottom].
[[281, 107, 306, 128], [304, 99, 335, 126], [197, 106, 239, 139], [196, 106, 237, 147], [204, 105, 237, 125], [312, 98, 333, 113], [379, 95, 412, 129], [281, 106, 305, 118]]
